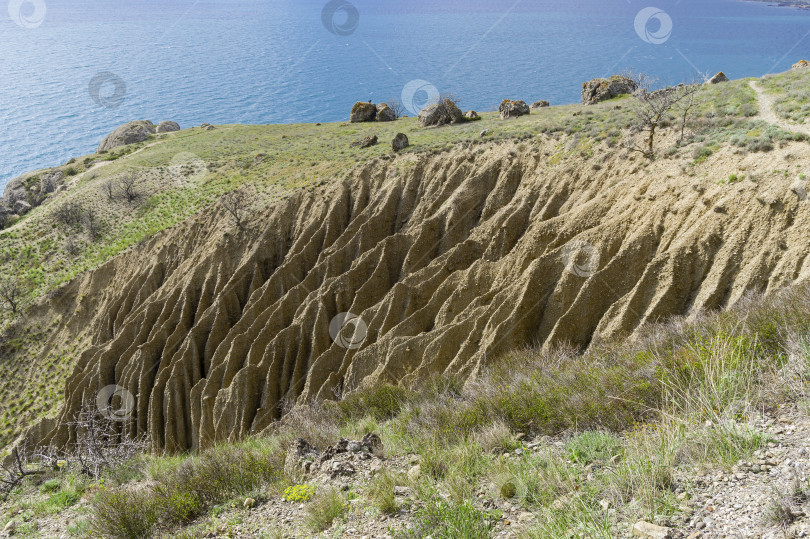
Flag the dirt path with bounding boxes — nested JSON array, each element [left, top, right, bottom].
[[750, 79, 810, 137], [68, 139, 165, 189]]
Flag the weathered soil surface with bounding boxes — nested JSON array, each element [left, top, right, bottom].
[[19, 134, 810, 454]]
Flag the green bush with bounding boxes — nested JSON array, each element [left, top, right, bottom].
[[402, 500, 495, 539], [337, 384, 415, 421], [305, 487, 347, 532], [91, 488, 159, 539], [566, 431, 623, 465]]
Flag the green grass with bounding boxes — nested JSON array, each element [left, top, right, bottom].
[[401, 499, 496, 539], [760, 68, 810, 124], [305, 486, 347, 533]]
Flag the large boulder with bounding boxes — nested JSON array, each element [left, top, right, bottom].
[[707, 71, 729, 84], [2, 174, 28, 205], [499, 100, 530, 119], [98, 120, 156, 153], [793, 60, 810, 70], [13, 200, 31, 215], [418, 99, 463, 127], [581, 76, 636, 105], [39, 170, 64, 194], [376, 103, 396, 122], [157, 121, 180, 133], [350, 102, 377, 123], [391, 133, 409, 152], [464, 110, 481, 121], [530, 100, 550, 109]]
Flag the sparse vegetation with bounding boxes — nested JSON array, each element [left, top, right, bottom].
[[2, 69, 810, 537], [305, 487, 347, 532]]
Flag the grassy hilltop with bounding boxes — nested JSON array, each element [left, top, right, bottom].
[[0, 68, 810, 537]]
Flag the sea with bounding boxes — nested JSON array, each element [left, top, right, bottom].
[[1, 0, 809, 190]]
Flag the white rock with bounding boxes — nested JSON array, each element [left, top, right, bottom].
[[632, 520, 671, 539]]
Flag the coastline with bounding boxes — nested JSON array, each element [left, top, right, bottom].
[[745, 0, 810, 9]]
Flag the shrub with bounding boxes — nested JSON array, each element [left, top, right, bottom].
[[91, 488, 159, 539], [365, 469, 398, 514], [565, 431, 623, 465], [283, 484, 315, 502], [337, 384, 414, 421], [305, 487, 347, 532], [692, 145, 713, 162], [403, 500, 495, 539]]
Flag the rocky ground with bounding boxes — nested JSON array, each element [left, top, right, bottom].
[[5, 401, 810, 538]]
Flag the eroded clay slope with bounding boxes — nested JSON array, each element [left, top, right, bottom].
[[24, 138, 810, 453]]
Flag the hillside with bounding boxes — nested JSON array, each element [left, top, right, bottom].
[[1, 68, 810, 537]]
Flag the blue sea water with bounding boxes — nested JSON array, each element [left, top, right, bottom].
[[1, 0, 809, 190]]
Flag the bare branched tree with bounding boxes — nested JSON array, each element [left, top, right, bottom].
[[0, 276, 27, 315], [676, 79, 705, 144], [120, 173, 139, 203], [219, 188, 250, 230], [628, 81, 702, 158], [0, 446, 44, 501], [69, 402, 147, 479], [53, 201, 85, 228], [102, 178, 116, 201], [388, 97, 405, 119]]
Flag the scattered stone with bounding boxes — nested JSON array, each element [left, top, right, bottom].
[[499, 99, 530, 119], [97, 120, 156, 152], [394, 486, 412, 497], [376, 103, 397, 122], [551, 496, 569, 511], [418, 99, 463, 127], [407, 464, 421, 481], [330, 460, 356, 477], [581, 75, 636, 105], [599, 499, 612, 510], [391, 133, 409, 152], [530, 100, 550, 109], [157, 121, 180, 133], [3, 520, 15, 536], [351, 135, 378, 149], [200, 123, 215, 130], [361, 433, 384, 456], [480, 129, 490, 137], [632, 521, 671, 539], [517, 511, 536, 522], [347, 441, 362, 453], [351, 102, 377, 123], [707, 71, 729, 84], [243, 497, 256, 508], [464, 110, 480, 121]]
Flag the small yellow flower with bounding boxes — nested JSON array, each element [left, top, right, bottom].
[[56, 460, 67, 468]]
